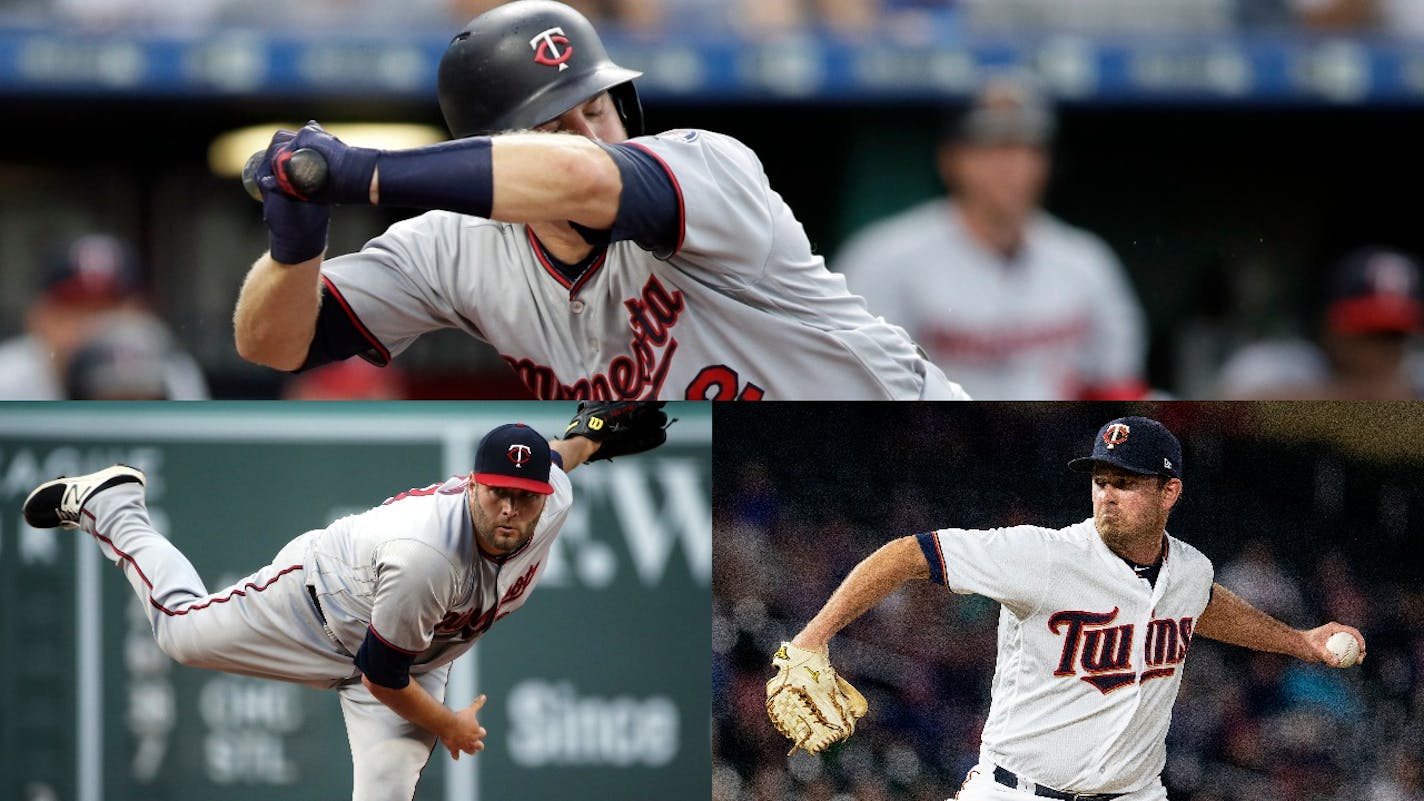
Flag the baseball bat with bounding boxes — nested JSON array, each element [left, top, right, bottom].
[[241, 147, 329, 202]]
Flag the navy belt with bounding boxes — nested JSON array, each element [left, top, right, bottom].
[[992, 766, 1126, 801]]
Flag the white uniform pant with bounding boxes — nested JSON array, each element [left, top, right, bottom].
[[82, 483, 450, 801], [953, 762, 1169, 801]]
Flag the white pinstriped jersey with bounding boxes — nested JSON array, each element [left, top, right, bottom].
[[305, 468, 572, 674], [837, 200, 1145, 400], [920, 518, 1214, 794], [318, 130, 967, 400]]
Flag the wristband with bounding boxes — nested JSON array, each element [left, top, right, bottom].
[[375, 137, 494, 218]]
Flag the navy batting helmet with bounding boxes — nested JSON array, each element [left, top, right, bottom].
[[437, 0, 644, 138]]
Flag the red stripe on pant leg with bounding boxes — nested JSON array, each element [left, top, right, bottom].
[[85, 509, 302, 617], [85, 508, 158, 593], [158, 564, 305, 617]]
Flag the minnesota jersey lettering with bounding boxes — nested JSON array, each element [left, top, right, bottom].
[[1049, 608, 1195, 694]]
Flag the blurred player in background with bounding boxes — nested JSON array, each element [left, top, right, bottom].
[[1216, 247, 1424, 398], [0, 234, 208, 400], [64, 311, 190, 400], [836, 76, 1147, 400]]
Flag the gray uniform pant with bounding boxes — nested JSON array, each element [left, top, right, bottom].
[[82, 483, 449, 801]]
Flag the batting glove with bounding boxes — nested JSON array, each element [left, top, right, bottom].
[[258, 129, 331, 265], [272, 121, 379, 205]]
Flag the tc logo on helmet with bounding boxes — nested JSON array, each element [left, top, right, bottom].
[[530, 27, 573, 71], [507, 444, 532, 467], [1103, 423, 1130, 448]]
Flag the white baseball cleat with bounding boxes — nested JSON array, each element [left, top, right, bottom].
[[22, 464, 147, 529]]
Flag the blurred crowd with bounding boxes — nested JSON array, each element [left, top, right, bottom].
[[0, 233, 408, 399], [3, 0, 1424, 36], [712, 403, 1424, 801]]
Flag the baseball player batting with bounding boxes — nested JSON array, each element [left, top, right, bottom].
[[766, 416, 1366, 801], [232, 0, 968, 401], [20, 403, 669, 801]]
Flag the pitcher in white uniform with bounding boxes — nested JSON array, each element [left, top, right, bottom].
[[783, 416, 1365, 801], [22, 422, 600, 801], [233, 0, 967, 401]]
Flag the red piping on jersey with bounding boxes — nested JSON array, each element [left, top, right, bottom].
[[84, 509, 302, 617], [322, 274, 392, 365], [368, 624, 421, 655], [525, 227, 608, 298], [624, 142, 685, 256]]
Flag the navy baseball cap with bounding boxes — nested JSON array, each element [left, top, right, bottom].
[[1324, 248, 1423, 335], [945, 74, 1057, 147], [40, 234, 143, 304], [473, 423, 553, 495], [1068, 416, 1182, 479]]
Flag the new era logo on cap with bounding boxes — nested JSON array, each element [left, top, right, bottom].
[[1068, 416, 1182, 479]]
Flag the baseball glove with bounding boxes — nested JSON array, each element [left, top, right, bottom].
[[564, 401, 671, 462], [765, 641, 868, 755]]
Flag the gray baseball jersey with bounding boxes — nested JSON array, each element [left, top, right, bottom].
[[317, 129, 967, 400], [309, 470, 572, 674], [918, 518, 1214, 795], [73, 468, 571, 801]]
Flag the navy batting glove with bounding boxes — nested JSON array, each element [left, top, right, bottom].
[[279, 121, 379, 205], [258, 129, 331, 264], [263, 190, 330, 265]]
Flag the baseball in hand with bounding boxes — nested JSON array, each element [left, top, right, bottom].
[[1326, 631, 1360, 667]]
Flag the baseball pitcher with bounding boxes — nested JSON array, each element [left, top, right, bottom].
[[232, 0, 967, 401], [21, 402, 670, 801], [767, 416, 1366, 801]]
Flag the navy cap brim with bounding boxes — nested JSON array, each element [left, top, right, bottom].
[[1067, 455, 1163, 476]]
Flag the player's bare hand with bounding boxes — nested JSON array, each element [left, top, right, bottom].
[[442, 694, 488, 760], [1302, 623, 1366, 667]]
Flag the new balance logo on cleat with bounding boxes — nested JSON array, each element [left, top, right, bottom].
[[58, 485, 85, 526], [22, 465, 146, 530]]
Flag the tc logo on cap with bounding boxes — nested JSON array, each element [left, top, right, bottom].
[[507, 444, 532, 467], [530, 27, 573, 71], [1103, 423, 1130, 449]]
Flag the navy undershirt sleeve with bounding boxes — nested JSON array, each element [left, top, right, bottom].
[[916, 531, 948, 586], [597, 142, 680, 256], [550, 451, 564, 470], [297, 282, 388, 373], [355, 626, 419, 689]]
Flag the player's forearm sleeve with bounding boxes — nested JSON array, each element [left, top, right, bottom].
[[597, 142, 680, 255], [355, 626, 419, 689], [374, 138, 495, 217]]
